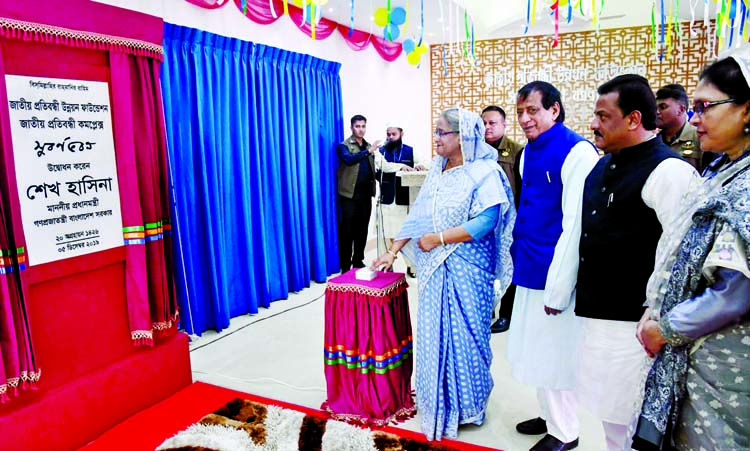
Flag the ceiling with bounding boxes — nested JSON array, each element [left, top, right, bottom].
[[315, 0, 716, 44]]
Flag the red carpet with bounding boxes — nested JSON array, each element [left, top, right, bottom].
[[78, 382, 502, 451]]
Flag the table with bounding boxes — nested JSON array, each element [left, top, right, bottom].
[[321, 270, 415, 425]]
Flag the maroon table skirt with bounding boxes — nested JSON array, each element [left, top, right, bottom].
[[321, 270, 415, 425]]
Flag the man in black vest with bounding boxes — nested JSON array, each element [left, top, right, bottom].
[[376, 125, 416, 277], [576, 75, 695, 450]]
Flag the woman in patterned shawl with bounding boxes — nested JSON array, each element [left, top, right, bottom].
[[633, 48, 750, 450], [372, 108, 515, 441]]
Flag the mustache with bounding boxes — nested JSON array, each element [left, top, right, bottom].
[[593, 130, 603, 138]]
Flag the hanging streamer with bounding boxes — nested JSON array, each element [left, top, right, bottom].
[[283, 0, 289, 15], [717, 0, 725, 49], [419, 0, 425, 45], [552, 0, 560, 47], [729, 0, 737, 47], [349, 0, 354, 37], [471, 15, 476, 65], [666, 0, 673, 54], [524, 0, 532, 33], [270, 0, 278, 18], [442, 45, 447, 76], [660, 0, 665, 60], [242, 0, 247, 14], [386, 0, 392, 41], [567, 0, 573, 23], [311, 2, 317, 40], [464, 10, 469, 59], [651, 1, 657, 53], [592, 0, 597, 28]]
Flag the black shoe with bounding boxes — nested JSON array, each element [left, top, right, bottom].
[[407, 268, 417, 278], [530, 434, 578, 451], [516, 417, 547, 435], [491, 317, 510, 333]]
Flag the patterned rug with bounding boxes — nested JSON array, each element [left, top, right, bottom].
[[157, 397, 482, 451]]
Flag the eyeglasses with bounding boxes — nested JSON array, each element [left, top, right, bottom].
[[691, 98, 736, 116], [434, 130, 458, 138]]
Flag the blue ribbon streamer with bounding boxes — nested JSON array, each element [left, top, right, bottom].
[[728, 0, 738, 47], [418, 0, 424, 46], [349, 0, 354, 37], [524, 0, 531, 34], [660, 0, 665, 61], [471, 20, 475, 64]]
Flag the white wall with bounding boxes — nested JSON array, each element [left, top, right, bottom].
[[93, 0, 433, 163]]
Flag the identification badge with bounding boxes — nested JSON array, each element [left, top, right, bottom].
[[681, 140, 694, 156]]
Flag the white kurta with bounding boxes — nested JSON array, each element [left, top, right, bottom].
[[576, 156, 697, 424], [372, 151, 409, 243], [506, 141, 599, 390]]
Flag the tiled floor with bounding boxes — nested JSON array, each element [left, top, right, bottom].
[[188, 254, 606, 451]]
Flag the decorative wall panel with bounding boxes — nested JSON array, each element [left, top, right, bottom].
[[430, 22, 712, 145]]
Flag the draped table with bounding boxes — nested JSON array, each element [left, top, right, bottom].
[[321, 270, 415, 425]]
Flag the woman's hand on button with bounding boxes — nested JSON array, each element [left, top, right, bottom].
[[371, 253, 394, 271]]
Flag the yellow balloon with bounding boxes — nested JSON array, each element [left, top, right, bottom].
[[374, 8, 390, 27], [291, 0, 304, 7], [407, 51, 421, 65], [416, 42, 429, 55]]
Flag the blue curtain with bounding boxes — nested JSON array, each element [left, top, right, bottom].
[[161, 23, 342, 335]]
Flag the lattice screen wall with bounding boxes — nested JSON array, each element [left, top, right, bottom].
[[430, 22, 712, 145]]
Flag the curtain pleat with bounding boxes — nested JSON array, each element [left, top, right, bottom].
[[0, 44, 40, 403], [109, 52, 178, 346], [162, 23, 342, 335]]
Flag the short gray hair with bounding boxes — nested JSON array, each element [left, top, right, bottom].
[[440, 108, 460, 132]]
